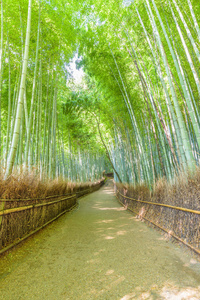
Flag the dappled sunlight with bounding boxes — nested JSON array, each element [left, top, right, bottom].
[[120, 292, 136, 299], [116, 230, 127, 236], [118, 224, 129, 228], [104, 236, 115, 240], [86, 258, 100, 264], [157, 237, 166, 241], [95, 222, 129, 240], [92, 205, 102, 209], [92, 276, 126, 298], [190, 258, 198, 265], [93, 249, 106, 257], [160, 285, 200, 299], [118, 216, 127, 220], [105, 269, 115, 275], [96, 219, 114, 224], [120, 284, 200, 299], [129, 216, 137, 220], [95, 228, 104, 233], [93, 206, 126, 211], [136, 291, 151, 299], [103, 190, 114, 195], [103, 187, 114, 193]]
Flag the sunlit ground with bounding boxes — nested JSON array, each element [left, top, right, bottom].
[[120, 286, 200, 299], [93, 206, 126, 211]]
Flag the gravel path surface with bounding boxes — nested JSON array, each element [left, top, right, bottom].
[[1, 180, 200, 299]]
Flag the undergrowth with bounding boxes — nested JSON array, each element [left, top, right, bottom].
[[0, 172, 104, 250], [0, 172, 101, 199], [116, 167, 200, 250], [153, 168, 200, 209], [117, 167, 200, 208]]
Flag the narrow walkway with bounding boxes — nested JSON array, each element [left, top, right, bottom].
[[1, 181, 200, 299]]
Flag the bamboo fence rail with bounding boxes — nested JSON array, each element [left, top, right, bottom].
[[0, 179, 105, 255], [115, 187, 200, 256], [0, 195, 76, 216], [116, 190, 200, 215], [0, 202, 78, 256]]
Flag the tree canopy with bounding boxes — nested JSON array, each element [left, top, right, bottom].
[[0, 0, 200, 185]]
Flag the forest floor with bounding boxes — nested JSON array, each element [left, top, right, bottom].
[[1, 180, 200, 299]]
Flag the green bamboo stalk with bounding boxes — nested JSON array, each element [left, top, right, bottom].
[[146, 0, 195, 170], [5, 0, 32, 178], [168, 3, 200, 97], [5, 31, 11, 165], [109, 47, 151, 184], [24, 3, 40, 167], [137, 8, 186, 169], [187, 0, 200, 41], [172, 0, 200, 64], [0, 0, 3, 163]]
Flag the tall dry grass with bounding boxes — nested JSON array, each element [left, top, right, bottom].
[[116, 167, 200, 208], [153, 168, 200, 210], [0, 171, 101, 200], [116, 167, 200, 250], [116, 182, 151, 202]]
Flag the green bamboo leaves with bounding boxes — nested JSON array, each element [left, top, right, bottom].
[[1, 0, 200, 187], [77, 0, 200, 185]]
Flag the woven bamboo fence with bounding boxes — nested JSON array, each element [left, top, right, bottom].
[[115, 183, 200, 255], [0, 179, 104, 254]]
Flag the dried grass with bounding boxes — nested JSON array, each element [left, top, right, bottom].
[[0, 172, 104, 251], [153, 168, 200, 209], [116, 167, 200, 251], [0, 171, 103, 200]]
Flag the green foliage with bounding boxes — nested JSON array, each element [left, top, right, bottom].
[[1, 0, 200, 185]]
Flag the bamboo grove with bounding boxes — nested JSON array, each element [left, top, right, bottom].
[[77, 0, 200, 186], [1, 0, 200, 187], [0, 0, 106, 182]]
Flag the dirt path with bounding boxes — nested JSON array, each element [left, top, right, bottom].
[[1, 181, 200, 299]]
